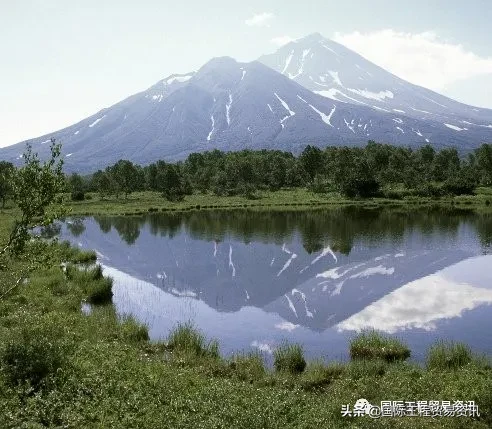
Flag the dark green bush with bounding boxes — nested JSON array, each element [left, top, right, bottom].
[[340, 177, 381, 198], [443, 176, 476, 196], [85, 277, 113, 305], [70, 190, 85, 201], [1, 326, 67, 389], [273, 342, 306, 374]]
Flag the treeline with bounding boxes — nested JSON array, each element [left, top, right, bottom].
[[1, 142, 492, 204]]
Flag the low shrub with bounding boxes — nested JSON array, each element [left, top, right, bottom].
[[70, 190, 85, 201], [167, 322, 219, 358], [85, 277, 113, 305], [273, 342, 306, 374], [65, 264, 113, 304], [48, 275, 70, 296], [120, 315, 150, 343], [426, 341, 473, 370], [1, 325, 68, 389], [443, 176, 476, 196], [71, 250, 97, 264], [350, 331, 410, 362]]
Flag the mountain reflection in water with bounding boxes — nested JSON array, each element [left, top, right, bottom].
[[56, 207, 492, 360]]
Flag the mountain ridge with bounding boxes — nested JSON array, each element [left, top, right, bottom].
[[1, 33, 491, 172]]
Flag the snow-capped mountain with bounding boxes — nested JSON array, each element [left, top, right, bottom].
[[1, 33, 492, 171], [259, 33, 492, 127]]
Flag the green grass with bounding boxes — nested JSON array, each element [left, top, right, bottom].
[[350, 330, 411, 362], [167, 322, 220, 359], [66, 187, 492, 217], [426, 341, 481, 371], [299, 361, 345, 391], [273, 342, 307, 374], [65, 263, 113, 305], [228, 351, 266, 382]]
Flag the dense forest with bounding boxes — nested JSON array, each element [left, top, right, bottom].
[[1, 141, 492, 204]]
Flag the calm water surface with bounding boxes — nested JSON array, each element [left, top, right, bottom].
[[58, 207, 492, 361]]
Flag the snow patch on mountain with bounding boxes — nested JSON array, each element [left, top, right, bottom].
[[348, 89, 394, 102], [166, 75, 193, 84], [226, 93, 233, 126], [372, 106, 391, 113], [289, 49, 311, 79], [309, 104, 335, 127], [344, 118, 356, 134], [444, 123, 468, 132], [207, 115, 215, 141], [274, 93, 295, 128], [89, 115, 106, 128], [328, 71, 342, 86], [282, 50, 294, 74]]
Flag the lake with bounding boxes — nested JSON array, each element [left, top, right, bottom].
[[58, 206, 492, 361]]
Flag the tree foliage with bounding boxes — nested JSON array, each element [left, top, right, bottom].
[[5, 141, 67, 256], [0, 161, 14, 208], [0, 140, 67, 300], [82, 142, 492, 200]]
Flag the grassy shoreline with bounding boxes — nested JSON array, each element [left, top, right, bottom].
[[67, 187, 492, 216], [0, 209, 492, 427]]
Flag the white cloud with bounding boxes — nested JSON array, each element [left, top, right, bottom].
[[333, 30, 492, 91], [250, 340, 274, 354], [274, 321, 299, 332], [245, 12, 274, 27], [270, 35, 294, 46]]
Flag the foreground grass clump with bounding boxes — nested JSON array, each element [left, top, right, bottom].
[[66, 263, 113, 304], [426, 341, 476, 370], [273, 342, 306, 374], [350, 330, 411, 362], [119, 314, 150, 343], [167, 322, 219, 358]]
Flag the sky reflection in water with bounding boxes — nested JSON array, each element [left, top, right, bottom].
[[58, 207, 492, 360]]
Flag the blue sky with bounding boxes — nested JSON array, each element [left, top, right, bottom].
[[1, 0, 491, 147]]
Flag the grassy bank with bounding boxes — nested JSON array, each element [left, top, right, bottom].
[[67, 187, 492, 216], [0, 210, 491, 428]]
